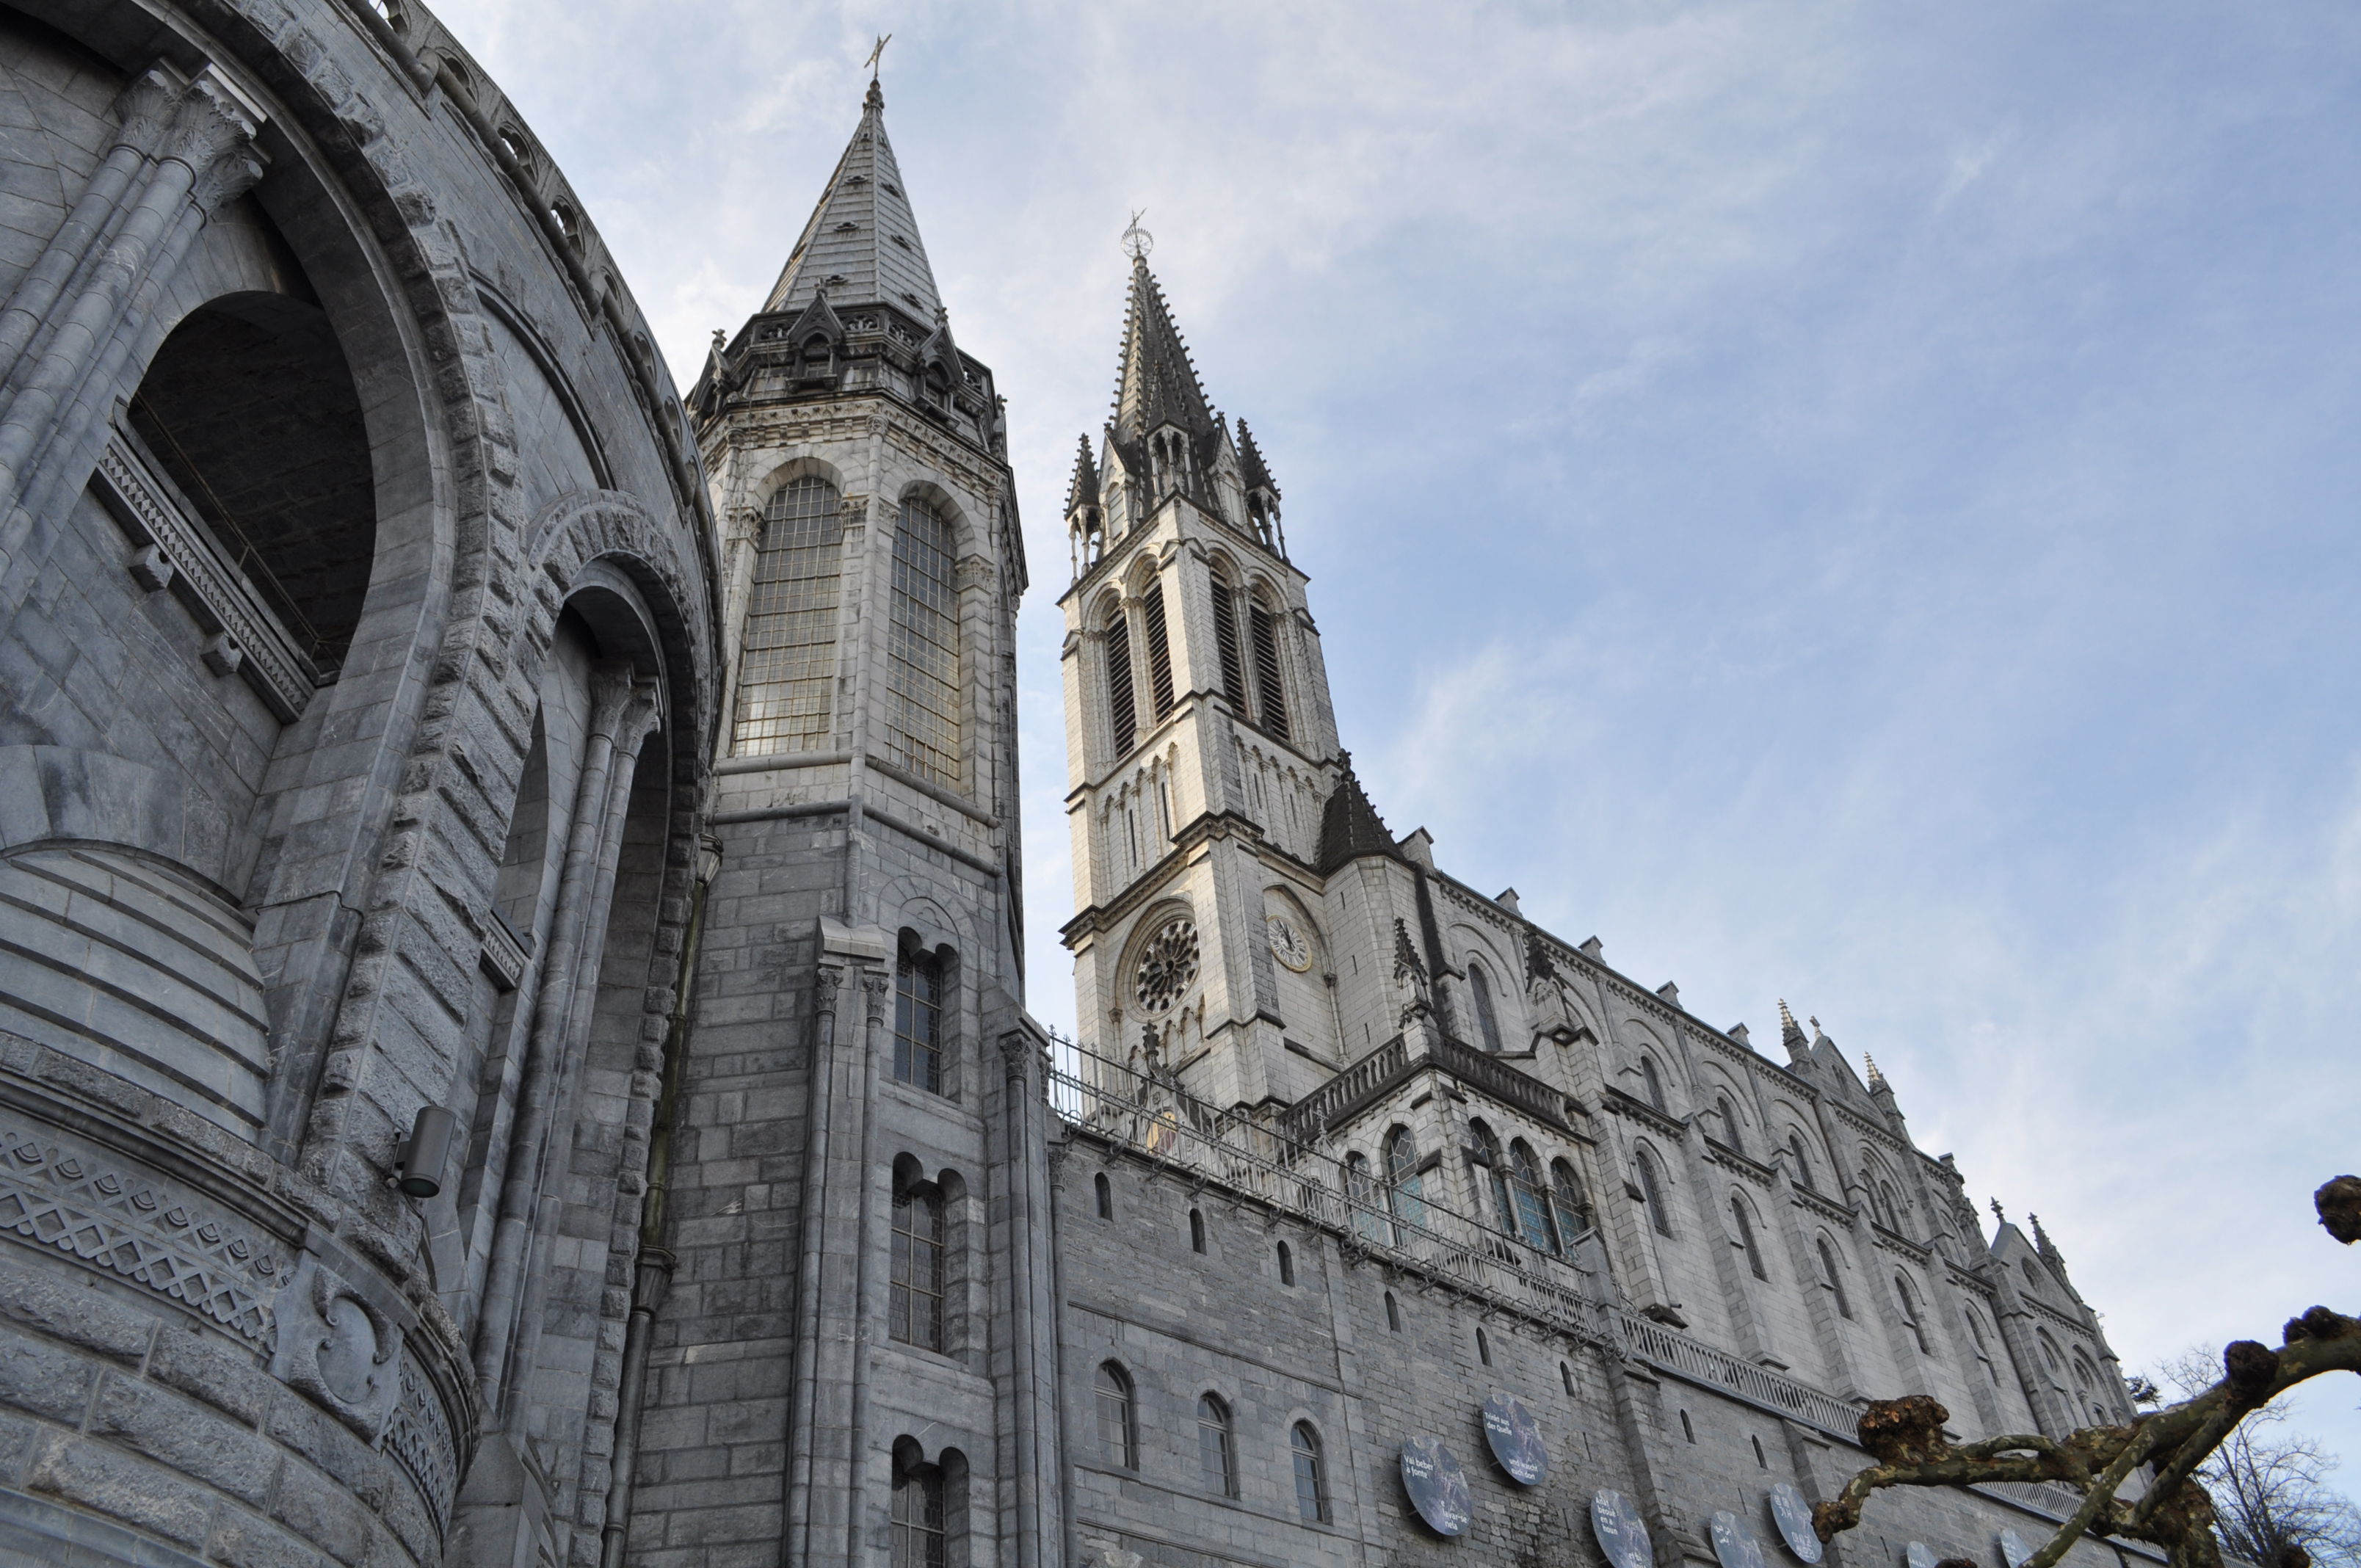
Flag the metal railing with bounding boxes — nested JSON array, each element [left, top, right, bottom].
[[1045, 1031, 1870, 1442], [1277, 1030, 1571, 1144]]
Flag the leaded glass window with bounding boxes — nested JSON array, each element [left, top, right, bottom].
[[1818, 1237, 1853, 1318], [1198, 1395, 1236, 1495], [885, 498, 961, 786], [1549, 1158, 1589, 1244], [1468, 962, 1504, 1051], [890, 1186, 945, 1351], [1638, 1147, 1673, 1238], [1509, 1140, 1555, 1252], [1386, 1127, 1427, 1236], [1732, 1194, 1768, 1280], [893, 951, 944, 1095], [1095, 1362, 1137, 1469], [890, 1462, 945, 1568], [732, 476, 842, 754], [1291, 1423, 1327, 1522]]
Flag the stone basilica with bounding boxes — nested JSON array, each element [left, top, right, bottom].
[[0, 3, 2150, 1568]]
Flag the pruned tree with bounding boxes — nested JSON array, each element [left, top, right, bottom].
[[1811, 1175, 2361, 1568], [2153, 1346, 2361, 1568]]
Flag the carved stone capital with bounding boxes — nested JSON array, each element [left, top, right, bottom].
[[111, 65, 184, 156], [191, 144, 267, 218], [997, 1029, 1037, 1082], [814, 965, 844, 1012], [161, 68, 265, 178], [861, 970, 892, 1024]]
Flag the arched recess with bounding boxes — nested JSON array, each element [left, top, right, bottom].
[[125, 291, 375, 673]]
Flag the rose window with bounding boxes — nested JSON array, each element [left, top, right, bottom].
[[1132, 917, 1200, 1015]]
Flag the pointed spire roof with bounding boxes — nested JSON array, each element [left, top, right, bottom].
[[763, 80, 943, 321], [1112, 256, 1219, 443], [1779, 999, 1805, 1050], [1316, 752, 1404, 872], [1863, 1052, 1890, 1092], [1065, 436, 1100, 518], [1238, 418, 1278, 496]]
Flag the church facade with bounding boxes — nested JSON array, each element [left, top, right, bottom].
[[0, 3, 2156, 1568]]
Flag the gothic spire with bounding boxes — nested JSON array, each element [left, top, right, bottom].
[[1065, 435, 1100, 519], [1111, 255, 1219, 444], [1237, 418, 1278, 498], [761, 81, 944, 321], [1778, 998, 1805, 1051], [1316, 752, 1403, 873]]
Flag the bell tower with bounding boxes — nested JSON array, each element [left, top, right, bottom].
[[1059, 243, 1382, 1117]]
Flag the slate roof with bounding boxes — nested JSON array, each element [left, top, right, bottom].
[[1065, 436, 1100, 518], [1111, 256, 1219, 444], [1237, 418, 1277, 497], [1316, 754, 1404, 873], [761, 80, 943, 320]]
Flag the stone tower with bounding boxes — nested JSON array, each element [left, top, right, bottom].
[[641, 76, 1061, 1567]]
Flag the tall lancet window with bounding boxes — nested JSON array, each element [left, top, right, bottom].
[[1209, 569, 1245, 707], [1142, 578, 1176, 722], [1250, 597, 1290, 740], [886, 498, 962, 786], [1468, 961, 1504, 1052], [733, 476, 843, 754], [1103, 603, 1136, 755]]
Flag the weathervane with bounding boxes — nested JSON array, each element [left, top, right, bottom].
[[864, 33, 892, 79], [1121, 209, 1153, 263]]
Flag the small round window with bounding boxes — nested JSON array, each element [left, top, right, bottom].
[[1133, 916, 1200, 1015]]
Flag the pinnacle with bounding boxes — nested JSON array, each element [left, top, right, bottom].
[[1065, 435, 1100, 518], [760, 87, 943, 322]]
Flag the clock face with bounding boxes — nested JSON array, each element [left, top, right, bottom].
[[1266, 912, 1313, 972], [1134, 917, 1201, 1014]]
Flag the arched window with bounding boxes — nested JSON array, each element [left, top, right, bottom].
[[1787, 1132, 1816, 1192], [2021, 1259, 2042, 1293], [891, 1183, 945, 1351], [1476, 1326, 1493, 1366], [885, 496, 962, 787], [1731, 1194, 1768, 1282], [1879, 1182, 1907, 1237], [890, 1457, 946, 1568], [1095, 1362, 1138, 1470], [1894, 1273, 1929, 1353], [1095, 1172, 1112, 1220], [1344, 1153, 1388, 1244], [1636, 1147, 1674, 1238], [1752, 1434, 1767, 1469], [1385, 1291, 1401, 1332], [733, 475, 844, 753], [1966, 1308, 2002, 1386], [1817, 1237, 1853, 1319], [1640, 1056, 1667, 1111], [1549, 1159, 1590, 1244], [1508, 1140, 1555, 1252], [1291, 1423, 1327, 1522], [1468, 962, 1504, 1052], [1561, 1361, 1576, 1396], [1250, 596, 1290, 740], [1715, 1095, 1745, 1157], [1276, 1240, 1295, 1286], [1102, 600, 1136, 755], [1142, 577, 1175, 722], [1209, 569, 1246, 707], [1386, 1127, 1429, 1235], [893, 950, 946, 1095], [1198, 1394, 1236, 1495], [1470, 1120, 1514, 1234], [1189, 1208, 1206, 1254]]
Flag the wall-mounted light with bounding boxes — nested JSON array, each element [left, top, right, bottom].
[[393, 1106, 457, 1198]]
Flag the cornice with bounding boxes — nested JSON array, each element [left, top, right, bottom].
[[1703, 1139, 1775, 1189], [1790, 1183, 1858, 1229], [1601, 1086, 1689, 1141]]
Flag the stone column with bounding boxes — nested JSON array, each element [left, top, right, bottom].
[[992, 1018, 1063, 1568]]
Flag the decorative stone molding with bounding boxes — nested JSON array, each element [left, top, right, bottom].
[[0, 1122, 281, 1347], [93, 426, 322, 721], [270, 1255, 405, 1440], [479, 909, 532, 992], [387, 1352, 460, 1535]]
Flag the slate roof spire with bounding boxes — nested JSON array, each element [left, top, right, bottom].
[[1316, 751, 1404, 872], [1065, 435, 1101, 519], [1111, 255, 1219, 444], [1238, 418, 1277, 498], [762, 80, 944, 321]]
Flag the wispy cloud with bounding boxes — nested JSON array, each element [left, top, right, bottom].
[[435, 0, 2361, 1467]]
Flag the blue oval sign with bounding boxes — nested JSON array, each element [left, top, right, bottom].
[[1481, 1392, 1548, 1486], [1713, 1510, 1769, 1568], [1592, 1489, 1653, 1568], [1769, 1483, 1823, 1564], [1401, 1435, 1473, 1536], [1907, 1543, 1937, 1568], [2000, 1531, 2032, 1568]]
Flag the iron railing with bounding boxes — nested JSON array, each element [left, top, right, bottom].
[[1278, 1031, 1571, 1144]]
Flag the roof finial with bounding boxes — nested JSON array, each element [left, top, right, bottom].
[[1990, 1197, 2006, 1226], [863, 32, 892, 79], [1122, 208, 1154, 264], [1863, 1052, 1889, 1091]]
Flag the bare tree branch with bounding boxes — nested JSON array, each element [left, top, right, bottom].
[[1812, 1177, 2361, 1568]]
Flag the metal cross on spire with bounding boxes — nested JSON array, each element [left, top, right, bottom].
[[1121, 209, 1153, 263], [863, 33, 892, 79]]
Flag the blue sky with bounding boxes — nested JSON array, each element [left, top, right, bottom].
[[437, 0, 2361, 1472]]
